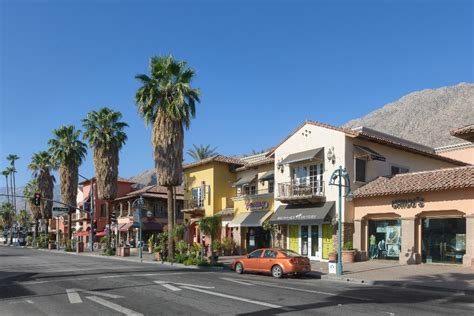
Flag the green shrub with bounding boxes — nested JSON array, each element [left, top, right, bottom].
[[172, 224, 185, 241], [176, 240, 188, 255], [65, 239, 74, 252], [211, 240, 222, 253], [37, 234, 49, 249], [343, 241, 353, 250], [103, 248, 115, 256], [222, 237, 235, 253], [25, 236, 33, 246], [183, 258, 194, 266], [174, 253, 189, 264]]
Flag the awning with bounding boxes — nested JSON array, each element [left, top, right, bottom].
[[268, 202, 335, 225], [228, 211, 272, 228], [95, 231, 106, 237], [75, 231, 89, 237], [215, 208, 234, 217], [354, 145, 386, 161], [280, 147, 323, 165], [119, 222, 133, 232], [234, 173, 257, 186], [142, 222, 163, 232], [259, 170, 274, 181]]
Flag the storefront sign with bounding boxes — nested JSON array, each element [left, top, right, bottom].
[[246, 201, 269, 210], [391, 197, 424, 209]]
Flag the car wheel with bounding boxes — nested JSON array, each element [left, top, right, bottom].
[[271, 265, 283, 278], [235, 262, 244, 274]]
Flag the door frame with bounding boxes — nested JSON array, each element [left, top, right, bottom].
[[286, 224, 323, 260]]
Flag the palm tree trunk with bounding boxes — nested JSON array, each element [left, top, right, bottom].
[[12, 171, 16, 214], [5, 175, 10, 204], [9, 173, 14, 213], [167, 187, 174, 260]]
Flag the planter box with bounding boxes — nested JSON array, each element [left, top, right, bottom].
[[342, 250, 356, 263], [117, 246, 130, 257], [48, 243, 56, 250], [328, 252, 337, 262]]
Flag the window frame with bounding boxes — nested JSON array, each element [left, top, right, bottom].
[[354, 157, 367, 183]]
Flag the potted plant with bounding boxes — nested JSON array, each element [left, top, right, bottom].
[[342, 241, 356, 263], [212, 240, 222, 256], [148, 235, 154, 254], [328, 251, 337, 262], [222, 237, 235, 256]]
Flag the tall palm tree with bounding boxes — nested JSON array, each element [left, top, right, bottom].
[[82, 107, 128, 202], [28, 151, 56, 234], [0, 202, 15, 244], [135, 55, 201, 259], [17, 209, 32, 229], [6, 167, 15, 212], [187, 144, 217, 161], [1, 169, 10, 204], [49, 125, 87, 240], [6, 154, 19, 212], [24, 179, 41, 237]]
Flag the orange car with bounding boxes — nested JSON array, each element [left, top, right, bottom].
[[231, 248, 311, 278]]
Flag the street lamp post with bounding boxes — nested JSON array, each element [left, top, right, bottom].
[[329, 166, 352, 276], [132, 196, 144, 261]]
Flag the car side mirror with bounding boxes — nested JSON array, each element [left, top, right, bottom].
[[247, 254, 251, 258]]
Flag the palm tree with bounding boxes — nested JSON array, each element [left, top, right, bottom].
[[187, 144, 217, 161], [1, 169, 10, 204], [82, 108, 128, 220], [24, 179, 41, 237], [49, 125, 87, 240], [28, 151, 56, 234], [6, 154, 19, 212], [0, 202, 15, 244], [17, 209, 32, 229], [6, 167, 15, 212], [135, 55, 201, 260]]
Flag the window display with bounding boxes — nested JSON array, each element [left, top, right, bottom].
[[368, 219, 401, 260]]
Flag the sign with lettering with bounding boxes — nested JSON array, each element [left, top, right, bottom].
[[392, 197, 424, 209], [246, 201, 269, 210]]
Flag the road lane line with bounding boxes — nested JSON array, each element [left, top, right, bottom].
[[153, 281, 182, 291], [220, 277, 253, 286], [180, 286, 283, 309], [249, 280, 371, 302], [66, 289, 83, 304], [174, 282, 215, 289], [86, 296, 143, 316]]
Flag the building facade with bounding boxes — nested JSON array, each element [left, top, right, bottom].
[[267, 121, 464, 261]]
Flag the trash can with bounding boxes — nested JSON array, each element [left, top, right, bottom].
[[76, 241, 84, 253]]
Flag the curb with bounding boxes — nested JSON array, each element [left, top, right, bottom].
[[321, 274, 474, 296], [28, 247, 227, 271]]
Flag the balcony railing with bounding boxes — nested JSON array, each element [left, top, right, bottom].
[[235, 188, 274, 198], [277, 176, 324, 202], [184, 198, 205, 210], [72, 212, 90, 221]]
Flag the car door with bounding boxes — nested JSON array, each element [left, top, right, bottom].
[[261, 249, 278, 272], [245, 249, 264, 271]]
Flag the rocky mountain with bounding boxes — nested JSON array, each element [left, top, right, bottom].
[[0, 185, 61, 211], [344, 82, 474, 148], [128, 169, 157, 186]]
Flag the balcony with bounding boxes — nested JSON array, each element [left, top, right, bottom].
[[72, 212, 90, 221], [276, 176, 325, 204], [233, 188, 273, 200], [184, 198, 205, 210]]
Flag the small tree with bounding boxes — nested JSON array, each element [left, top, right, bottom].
[[262, 221, 278, 247], [198, 215, 220, 257]]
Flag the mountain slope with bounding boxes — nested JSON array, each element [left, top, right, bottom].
[[344, 82, 474, 148]]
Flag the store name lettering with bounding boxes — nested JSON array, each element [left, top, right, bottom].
[[246, 201, 269, 210], [392, 197, 424, 209]]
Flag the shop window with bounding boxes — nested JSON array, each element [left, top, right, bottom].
[[391, 166, 409, 175], [355, 158, 367, 182], [368, 219, 401, 260], [244, 184, 257, 195], [191, 187, 204, 206]]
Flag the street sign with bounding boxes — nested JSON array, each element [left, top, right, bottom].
[[53, 207, 69, 212]]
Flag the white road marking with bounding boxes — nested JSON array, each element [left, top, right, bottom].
[[180, 286, 283, 309], [249, 280, 371, 302], [174, 282, 215, 289], [86, 296, 143, 316], [220, 277, 253, 286], [154, 281, 182, 292], [8, 299, 34, 304], [66, 289, 83, 304]]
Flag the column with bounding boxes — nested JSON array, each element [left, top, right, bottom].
[[463, 214, 474, 267], [353, 219, 367, 261], [400, 217, 420, 265]]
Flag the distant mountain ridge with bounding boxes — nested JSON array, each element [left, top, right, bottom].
[[344, 82, 474, 148]]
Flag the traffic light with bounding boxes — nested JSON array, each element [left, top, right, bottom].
[[33, 193, 41, 206], [110, 210, 117, 224], [92, 220, 97, 233]]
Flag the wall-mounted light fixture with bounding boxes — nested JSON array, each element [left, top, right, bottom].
[[277, 158, 284, 173], [327, 147, 336, 164]]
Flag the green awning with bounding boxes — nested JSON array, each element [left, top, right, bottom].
[[259, 170, 274, 181], [354, 145, 386, 162], [234, 173, 257, 186], [268, 202, 335, 224], [279, 147, 323, 165]]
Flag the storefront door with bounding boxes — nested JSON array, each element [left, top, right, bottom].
[[422, 218, 466, 264]]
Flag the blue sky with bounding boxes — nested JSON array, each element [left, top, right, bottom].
[[1, 0, 472, 186]]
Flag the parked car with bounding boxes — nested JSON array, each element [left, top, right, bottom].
[[231, 248, 311, 278]]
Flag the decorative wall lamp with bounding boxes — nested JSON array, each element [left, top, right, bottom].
[[277, 158, 284, 173], [327, 147, 336, 164]]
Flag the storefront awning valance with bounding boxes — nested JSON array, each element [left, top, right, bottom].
[[354, 145, 386, 161], [279, 147, 323, 165], [215, 208, 234, 217], [268, 202, 335, 225], [119, 222, 133, 232], [234, 173, 257, 186], [259, 170, 274, 181], [228, 211, 272, 228], [142, 222, 163, 232]]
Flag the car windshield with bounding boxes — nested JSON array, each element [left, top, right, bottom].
[[279, 249, 301, 257]]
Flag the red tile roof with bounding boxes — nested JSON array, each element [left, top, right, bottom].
[[353, 166, 474, 198], [183, 155, 245, 170], [451, 124, 474, 142]]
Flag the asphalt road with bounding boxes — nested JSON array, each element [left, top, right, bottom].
[[0, 246, 473, 316]]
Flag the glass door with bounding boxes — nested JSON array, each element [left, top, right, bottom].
[[422, 218, 466, 264], [310, 225, 321, 260], [301, 226, 309, 256]]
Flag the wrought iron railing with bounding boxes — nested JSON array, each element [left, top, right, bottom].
[[277, 176, 324, 199], [184, 198, 205, 209]]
